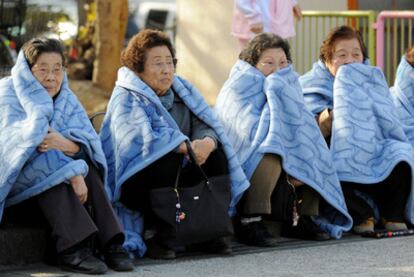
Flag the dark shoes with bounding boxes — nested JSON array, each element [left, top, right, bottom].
[[145, 237, 176, 259], [235, 220, 278, 247], [282, 215, 330, 241], [104, 244, 134, 272], [59, 243, 134, 274], [203, 236, 233, 255], [187, 236, 233, 255], [59, 247, 108, 275]]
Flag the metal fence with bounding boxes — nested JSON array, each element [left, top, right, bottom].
[[0, 0, 26, 29], [374, 11, 414, 84], [289, 10, 376, 75]]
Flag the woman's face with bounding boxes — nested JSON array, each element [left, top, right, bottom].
[[255, 48, 289, 77], [31, 52, 64, 98], [326, 38, 364, 76], [138, 45, 175, 96]]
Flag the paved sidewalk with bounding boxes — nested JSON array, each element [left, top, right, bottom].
[[2, 235, 414, 276]]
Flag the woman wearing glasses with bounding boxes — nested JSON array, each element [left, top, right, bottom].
[[0, 38, 133, 274], [100, 29, 249, 259], [215, 33, 352, 246], [300, 26, 413, 234]]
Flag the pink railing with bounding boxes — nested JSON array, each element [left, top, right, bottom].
[[374, 11, 414, 82]]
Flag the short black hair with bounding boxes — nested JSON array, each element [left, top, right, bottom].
[[239, 33, 291, 67], [22, 37, 65, 68]]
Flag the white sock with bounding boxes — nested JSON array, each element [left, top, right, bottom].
[[240, 216, 262, 225]]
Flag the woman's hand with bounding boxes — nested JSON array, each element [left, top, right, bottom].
[[38, 127, 80, 156], [70, 175, 88, 204], [292, 4, 302, 20], [250, 22, 264, 34], [176, 141, 188, 156], [190, 137, 216, 166], [287, 175, 304, 187], [317, 109, 333, 138]]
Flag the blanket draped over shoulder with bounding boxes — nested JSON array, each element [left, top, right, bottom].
[[0, 52, 107, 221], [302, 62, 414, 224], [391, 56, 414, 144], [214, 60, 352, 238], [300, 60, 369, 115], [298, 60, 335, 115], [100, 67, 249, 256]]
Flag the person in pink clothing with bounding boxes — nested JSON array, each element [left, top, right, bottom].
[[232, 0, 302, 49]]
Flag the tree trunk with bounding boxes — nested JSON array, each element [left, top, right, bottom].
[[92, 0, 128, 96]]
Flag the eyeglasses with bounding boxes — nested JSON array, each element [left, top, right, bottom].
[[332, 51, 362, 62], [32, 65, 64, 78], [259, 60, 290, 69], [149, 58, 177, 70]]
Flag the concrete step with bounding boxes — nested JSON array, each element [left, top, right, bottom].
[[0, 224, 47, 266]]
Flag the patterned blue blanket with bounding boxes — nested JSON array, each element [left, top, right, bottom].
[[299, 60, 369, 115], [307, 62, 414, 223], [391, 56, 414, 144], [0, 52, 107, 221], [215, 60, 352, 238], [299, 60, 335, 115], [100, 67, 249, 256]]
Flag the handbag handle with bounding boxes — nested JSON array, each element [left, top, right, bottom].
[[173, 140, 210, 189], [184, 140, 210, 183]]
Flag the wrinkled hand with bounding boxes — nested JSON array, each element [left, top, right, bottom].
[[177, 141, 188, 156], [190, 137, 215, 166], [292, 4, 302, 20], [250, 22, 264, 34], [288, 175, 304, 187], [317, 108, 333, 138], [38, 128, 66, 152], [70, 175, 88, 204], [38, 127, 80, 156]]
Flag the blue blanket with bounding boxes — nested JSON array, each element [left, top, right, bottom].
[[300, 60, 370, 116], [215, 60, 352, 238], [0, 52, 108, 221], [391, 56, 414, 144], [299, 60, 335, 115], [316, 63, 414, 223], [100, 67, 249, 257]]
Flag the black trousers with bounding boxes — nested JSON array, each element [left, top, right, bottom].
[[341, 162, 411, 224], [4, 165, 124, 253], [119, 149, 229, 230]]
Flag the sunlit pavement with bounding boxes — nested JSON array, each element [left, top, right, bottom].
[[2, 234, 414, 276]]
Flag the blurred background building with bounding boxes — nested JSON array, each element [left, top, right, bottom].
[[0, 0, 413, 103]]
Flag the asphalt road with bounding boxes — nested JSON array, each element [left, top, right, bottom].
[[2, 235, 414, 277]]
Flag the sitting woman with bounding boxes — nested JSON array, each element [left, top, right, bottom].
[[215, 33, 352, 246], [100, 30, 249, 259], [300, 25, 414, 233], [391, 46, 414, 143], [0, 38, 133, 274]]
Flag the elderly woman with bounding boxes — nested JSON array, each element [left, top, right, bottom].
[[100, 29, 249, 259], [0, 38, 133, 274], [391, 46, 414, 143], [215, 33, 352, 246], [300, 26, 414, 234]]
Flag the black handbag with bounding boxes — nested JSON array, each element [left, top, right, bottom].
[[150, 141, 234, 246]]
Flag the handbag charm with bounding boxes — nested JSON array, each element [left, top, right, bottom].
[[292, 199, 299, 226], [174, 188, 186, 223], [287, 176, 300, 227]]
